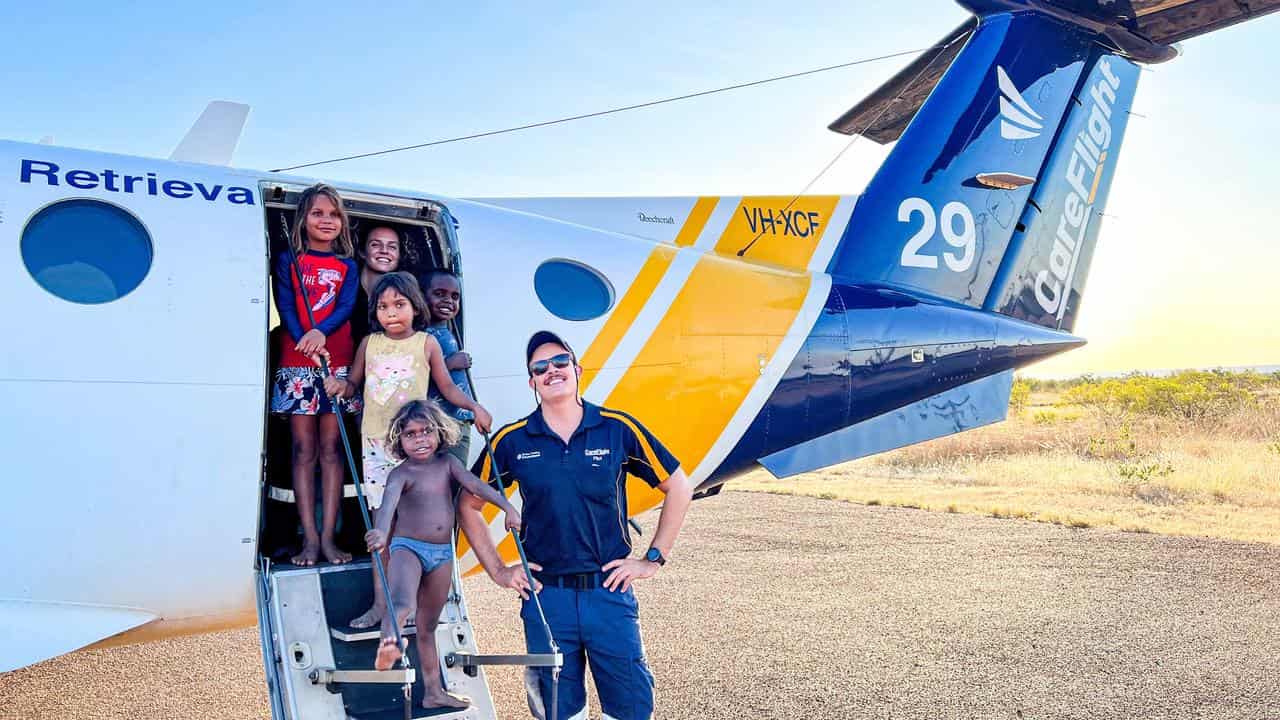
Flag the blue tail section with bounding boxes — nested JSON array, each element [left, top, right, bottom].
[[706, 284, 1083, 487], [826, 9, 1139, 331], [985, 54, 1139, 330], [698, 1, 1275, 489]]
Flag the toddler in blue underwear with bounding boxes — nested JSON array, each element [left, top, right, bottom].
[[366, 400, 520, 710]]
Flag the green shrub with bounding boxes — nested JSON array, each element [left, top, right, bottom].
[[1087, 423, 1138, 460], [1033, 410, 1059, 425], [1117, 461, 1175, 482], [1009, 378, 1032, 413], [1060, 370, 1255, 422]]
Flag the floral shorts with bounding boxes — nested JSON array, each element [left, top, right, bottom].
[[271, 366, 361, 416]]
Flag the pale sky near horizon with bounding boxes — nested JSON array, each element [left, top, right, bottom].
[[2, 2, 1276, 378]]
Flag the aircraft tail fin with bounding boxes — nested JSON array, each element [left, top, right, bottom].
[[825, 6, 1143, 330], [983, 53, 1137, 330], [170, 101, 249, 166]]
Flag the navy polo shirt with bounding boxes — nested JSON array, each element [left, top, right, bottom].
[[474, 401, 680, 576]]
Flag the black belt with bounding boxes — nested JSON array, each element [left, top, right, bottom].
[[534, 571, 605, 590]]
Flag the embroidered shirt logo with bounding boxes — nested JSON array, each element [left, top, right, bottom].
[[585, 448, 611, 458], [516, 451, 542, 460]]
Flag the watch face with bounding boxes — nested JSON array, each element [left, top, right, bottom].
[[645, 548, 662, 564]]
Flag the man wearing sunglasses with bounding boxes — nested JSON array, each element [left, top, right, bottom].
[[458, 330, 694, 720]]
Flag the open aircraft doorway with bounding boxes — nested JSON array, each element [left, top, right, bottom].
[[255, 185, 509, 720]]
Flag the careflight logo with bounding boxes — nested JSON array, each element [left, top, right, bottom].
[[997, 66, 1044, 140], [1033, 58, 1123, 318]]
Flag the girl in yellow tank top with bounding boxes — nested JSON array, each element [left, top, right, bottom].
[[323, 272, 492, 509]]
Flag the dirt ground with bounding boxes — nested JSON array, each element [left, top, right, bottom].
[[2, 491, 1277, 719]]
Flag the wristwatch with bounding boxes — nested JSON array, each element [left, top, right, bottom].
[[644, 546, 666, 566]]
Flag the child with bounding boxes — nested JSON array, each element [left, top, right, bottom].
[[421, 269, 475, 465], [323, 271, 493, 627], [271, 183, 360, 567], [367, 400, 520, 710]]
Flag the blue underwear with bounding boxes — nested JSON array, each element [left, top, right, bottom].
[[389, 537, 453, 574]]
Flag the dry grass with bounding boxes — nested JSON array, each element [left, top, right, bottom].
[[736, 390, 1280, 545]]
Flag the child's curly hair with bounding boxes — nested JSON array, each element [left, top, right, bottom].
[[386, 400, 461, 460]]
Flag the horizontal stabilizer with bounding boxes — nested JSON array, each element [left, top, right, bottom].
[[1128, 0, 1280, 44], [758, 370, 1013, 479], [0, 599, 157, 671], [827, 18, 976, 143], [170, 101, 249, 166], [831, 0, 1279, 144]]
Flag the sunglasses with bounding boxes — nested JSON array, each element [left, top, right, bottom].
[[529, 352, 574, 376]]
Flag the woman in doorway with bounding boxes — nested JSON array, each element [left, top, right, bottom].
[[350, 225, 406, 343]]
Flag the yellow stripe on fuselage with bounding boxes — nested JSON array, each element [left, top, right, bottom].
[[715, 196, 840, 270], [578, 246, 676, 390], [673, 196, 718, 247], [578, 197, 716, 389], [603, 255, 813, 514]]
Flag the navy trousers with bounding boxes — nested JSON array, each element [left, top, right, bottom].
[[521, 585, 655, 720]]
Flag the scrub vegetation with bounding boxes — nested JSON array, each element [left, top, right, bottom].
[[736, 369, 1280, 544]]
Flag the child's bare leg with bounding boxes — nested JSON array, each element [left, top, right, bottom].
[[418, 561, 469, 709], [351, 517, 396, 628], [288, 415, 320, 566], [350, 545, 384, 625], [317, 414, 351, 564], [375, 550, 422, 671]]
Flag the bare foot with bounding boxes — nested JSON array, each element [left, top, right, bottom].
[[320, 538, 352, 564], [349, 605, 385, 629], [291, 541, 320, 566], [374, 637, 403, 671], [422, 690, 470, 710]]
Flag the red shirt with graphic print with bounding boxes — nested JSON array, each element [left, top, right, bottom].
[[273, 250, 359, 369]]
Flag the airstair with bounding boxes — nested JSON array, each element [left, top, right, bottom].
[[257, 544, 496, 720]]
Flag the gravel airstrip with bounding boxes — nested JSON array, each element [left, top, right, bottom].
[[2, 491, 1277, 719]]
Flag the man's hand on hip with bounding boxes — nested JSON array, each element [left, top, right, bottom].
[[602, 557, 658, 592]]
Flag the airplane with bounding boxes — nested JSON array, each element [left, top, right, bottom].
[[2, 0, 1275, 716]]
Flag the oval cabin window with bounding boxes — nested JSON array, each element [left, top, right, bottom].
[[533, 259, 615, 321], [20, 199, 154, 304]]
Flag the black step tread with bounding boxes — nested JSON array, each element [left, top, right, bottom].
[[348, 705, 472, 720]]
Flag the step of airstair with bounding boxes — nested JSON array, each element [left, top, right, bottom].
[[330, 622, 418, 643], [262, 561, 498, 720]]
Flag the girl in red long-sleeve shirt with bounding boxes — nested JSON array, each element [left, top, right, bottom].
[[271, 184, 359, 566]]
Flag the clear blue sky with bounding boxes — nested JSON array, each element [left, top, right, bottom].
[[2, 2, 1276, 375]]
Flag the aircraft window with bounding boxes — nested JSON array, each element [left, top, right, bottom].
[[20, 199, 153, 304], [534, 259, 615, 321]]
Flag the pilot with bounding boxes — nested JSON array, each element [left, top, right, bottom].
[[458, 330, 694, 720]]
